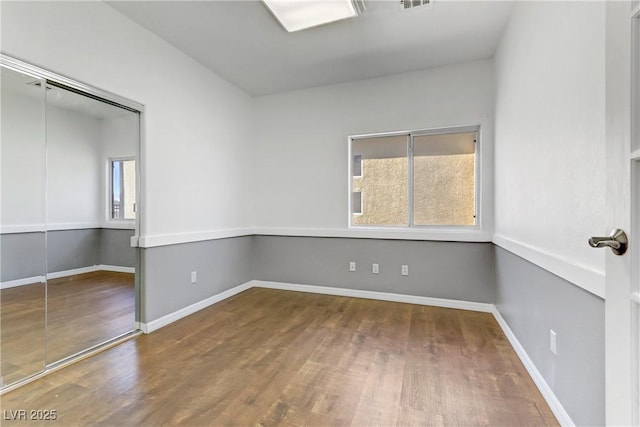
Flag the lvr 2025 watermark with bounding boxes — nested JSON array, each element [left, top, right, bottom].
[[3, 409, 57, 421]]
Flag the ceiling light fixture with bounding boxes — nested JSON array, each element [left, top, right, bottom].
[[262, 0, 366, 33]]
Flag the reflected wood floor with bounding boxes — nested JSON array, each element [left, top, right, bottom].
[[1, 288, 558, 426], [0, 281, 46, 385], [1, 271, 135, 385], [46, 271, 135, 363]]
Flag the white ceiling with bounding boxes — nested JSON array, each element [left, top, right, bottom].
[[108, 0, 514, 97]]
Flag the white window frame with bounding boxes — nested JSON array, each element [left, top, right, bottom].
[[106, 156, 136, 226], [348, 124, 482, 234]]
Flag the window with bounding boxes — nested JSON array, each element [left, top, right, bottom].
[[352, 154, 362, 177], [111, 159, 136, 220], [349, 126, 478, 228], [352, 191, 363, 215]]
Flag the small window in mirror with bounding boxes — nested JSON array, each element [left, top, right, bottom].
[[111, 159, 136, 220]]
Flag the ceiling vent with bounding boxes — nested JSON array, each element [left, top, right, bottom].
[[401, 0, 431, 10]]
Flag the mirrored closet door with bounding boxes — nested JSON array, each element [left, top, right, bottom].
[[44, 82, 140, 364], [0, 58, 141, 388], [1, 67, 47, 386]]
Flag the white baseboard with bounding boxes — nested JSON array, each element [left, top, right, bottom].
[[2, 265, 135, 288], [47, 266, 101, 279], [139, 280, 492, 335], [251, 280, 494, 313], [140, 281, 253, 333], [491, 308, 574, 427], [0, 275, 46, 289], [98, 265, 135, 274], [47, 265, 135, 279]]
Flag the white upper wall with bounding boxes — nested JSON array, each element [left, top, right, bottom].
[[1, 86, 46, 231], [1, 1, 255, 239], [46, 104, 102, 228], [494, 1, 606, 292], [253, 60, 495, 236]]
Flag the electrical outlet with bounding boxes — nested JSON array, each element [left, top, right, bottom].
[[372, 263, 379, 274], [401, 265, 409, 276], [550, 330, 557, 355], [349, 261, 356, 272], [191, 271, 197, 284]]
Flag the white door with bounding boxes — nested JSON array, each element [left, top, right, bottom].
[[604, 1, 638, 425]]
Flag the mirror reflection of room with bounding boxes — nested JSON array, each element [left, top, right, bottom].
[[0, 67, 47, 386], [0, 65, 139, 387], [45, 84, 139, 364]]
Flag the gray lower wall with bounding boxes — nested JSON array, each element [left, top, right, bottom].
[[1, 228, 135, 282], [252, 235, 495, 303], [494, 246, 604, 426], [140, 236, 253, 323], [100, 228, 136, 268], [0, 232, 46, 281], [47, 229, 101, 273]]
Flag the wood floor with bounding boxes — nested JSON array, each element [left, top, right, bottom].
[[1, 271, 135, 386], [1, 288, 558, 426]]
